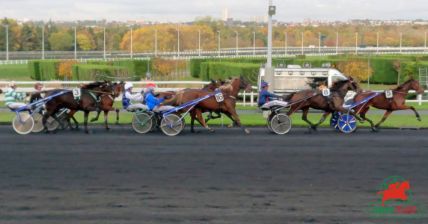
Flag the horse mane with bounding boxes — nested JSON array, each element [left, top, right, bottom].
[[330, 79, 349, 91], [395, 78, 415, 91], [81, 81, 108, 89]]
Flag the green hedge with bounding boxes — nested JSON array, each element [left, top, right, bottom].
[[28, 60, 60, 80], [27, 59, 150, 81], [28, 61, 40, 80], [71, 64, 129, 81], [200, 62, 260, 84]]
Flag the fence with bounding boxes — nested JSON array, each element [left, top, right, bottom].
[[0, 81, 426, 106]]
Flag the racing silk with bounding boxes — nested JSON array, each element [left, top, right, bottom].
[[4, 88, 25, 106], [145, 91, 164, 111], [258, 89, 279, 107], [122, 91, 145, 109]]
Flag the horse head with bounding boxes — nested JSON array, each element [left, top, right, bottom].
[[112, 82, 124, 98], [406, 78, 425, 95], [348, 77, 361, 92], [239, 75, 252, 92]]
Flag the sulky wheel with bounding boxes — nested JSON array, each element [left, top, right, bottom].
[[330, 112, 341, 130], [266, 113, 275, 133], [338, 114, 357, 134], [269, 113, 292, 135], [31, 113, 45, 133], [12, 112, 34, 135], [46, 116, 60, 131], [132, 112, 154, 134], [160, 114, 184, 136]]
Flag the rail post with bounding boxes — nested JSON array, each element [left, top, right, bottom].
[[418, 94, 422, 106], [250, 91, 254, 106], [243, 91, 246, 106]]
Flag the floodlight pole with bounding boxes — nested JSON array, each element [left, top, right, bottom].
[[265, 0, 276, 90], [234, 31, 239, 56], [130, 27, 133, 59], [198, 29, 201, 56], [42, 24, 45, 59], [74, 26, 77, 60], [217, 31, 221, 57], [103, 27, 106, 60], [376, 32, 379, 54], [253, 31, 256, 56]]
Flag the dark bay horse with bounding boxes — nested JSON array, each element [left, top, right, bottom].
[[353, 78, 424, 131], [285, 78, 361, 131], [43, 81, 115, 134], [165, 76, 252, 133], [89, 82, 124, 130]]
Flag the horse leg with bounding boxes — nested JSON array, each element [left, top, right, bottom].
[[115, 108, 120, 125], [195, 110, 214, 132], [395, 105, 421, 121], [104, 110, 110, 131], [84, 111, 90, 134], [374, 110, 392, 129], [313, 111, 331, 130], [227, 108, 250, 134], [190, 110, 197, 133], [301, 107, 316, 131], [359, 106, 376, 132], [90, 110, 101, 122], [68, 110, 79, 130]]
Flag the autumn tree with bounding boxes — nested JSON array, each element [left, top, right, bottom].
[[77, 31, 95, 51], [337, 60, 373, 81], [58, 60, 77, 79], [49, 31, 73, 50]]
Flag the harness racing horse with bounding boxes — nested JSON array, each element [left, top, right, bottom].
[[353, 78, 424, 131], [166, 76, 252, 133], [285, 78, 361, 131], [42, 81, 115, 134], [89, 81, 124, 130]]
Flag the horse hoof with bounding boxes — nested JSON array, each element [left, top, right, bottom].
[[371, 127, 379, 132], [244, 129, 251, 134], [208, 129, 215, 133], [227, 124, 234, 128], [105, 128, 111, 131], [311, 126, 317, 131], [417, 117, 422, 122], [90, 119, 97, 122]]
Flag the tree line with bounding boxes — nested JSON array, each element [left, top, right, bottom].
[[0, 17, 427, 52]]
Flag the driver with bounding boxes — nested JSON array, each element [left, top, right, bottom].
[[258, 81, 288, 108], [122, 82, 148, 111], [144, 83, 175, 112], [5, 82, 27, 110]]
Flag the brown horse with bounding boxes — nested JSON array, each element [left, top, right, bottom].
[[89, 81, 124, 130], [166, 76, 252, 133], [285, 78, 361, 131], [353, 78, 424, 131], [42, 81, 115, 134]]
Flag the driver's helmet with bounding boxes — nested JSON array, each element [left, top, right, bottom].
[[146, 82, 156, 92], [261, 81, 269, 88], [124, 82, 133, 90]]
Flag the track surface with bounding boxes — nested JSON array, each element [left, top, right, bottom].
[[0, 126, 427, 224]]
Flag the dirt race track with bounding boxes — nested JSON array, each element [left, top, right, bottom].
[[0, 125, 427, 224]]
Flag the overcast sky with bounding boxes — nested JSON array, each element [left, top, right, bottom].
[[0, 0, 427, 22]]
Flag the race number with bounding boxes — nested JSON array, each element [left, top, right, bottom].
[[72, 88, 81, 99], [344, 91, 356, 102], [215, 92, 224, 102], [322, 89, 331, 97], [385, 90, 393, 99]]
